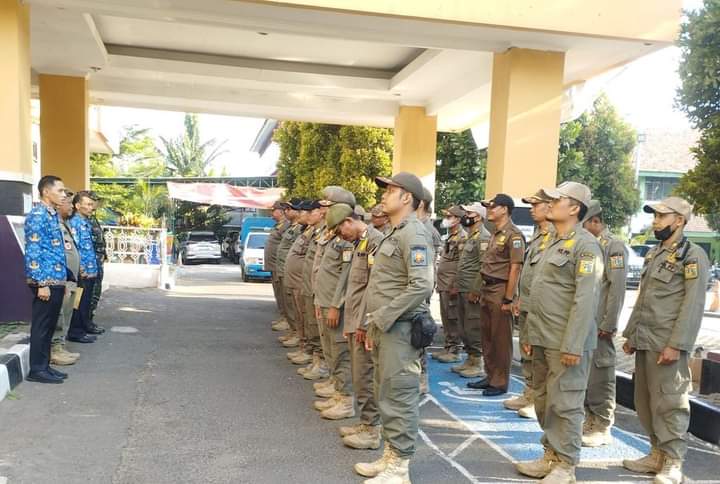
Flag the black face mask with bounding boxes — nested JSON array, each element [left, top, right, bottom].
[[654, 224, 675, 241], [460, 215, 476, 227]]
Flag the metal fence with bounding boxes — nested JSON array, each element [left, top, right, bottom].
[[103, 226, 167, 265]]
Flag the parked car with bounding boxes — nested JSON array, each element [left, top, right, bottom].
[[178, 231, 222, 265], [631, 244, 653, 258], [221, 231, 239, 258], [240, 231, 271, 282], [626, 244, 646, 289]]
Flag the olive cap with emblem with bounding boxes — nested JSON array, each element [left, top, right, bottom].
[[481, 193, 515, 210], [443, 205, 465, 217], [643, 196, 693, 219], [326, 203, 354, 230], [582, 199, 602, 222], [521, 189, 552, 204], [460, 202, 486, 218], [375, 171, 425, 201], [541, 181, 592, 207], [319, 186, 356, 208], [422, 187, 433, 204]]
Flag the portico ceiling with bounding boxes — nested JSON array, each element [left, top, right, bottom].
[[26, 0, 678, 131]]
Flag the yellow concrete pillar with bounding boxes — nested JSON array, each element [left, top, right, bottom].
[[392, 106, 437, 197], [486, 48, 565, 198], [0, 0, 32, 215], [39, 74, 89, 192]]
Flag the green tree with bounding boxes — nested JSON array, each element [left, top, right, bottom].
[[161, 113, 227, 177], [435, 130, 486, 210], [557, 95, 640, 229], [675, 0, 720, 231], [274, 122, 393, 208]]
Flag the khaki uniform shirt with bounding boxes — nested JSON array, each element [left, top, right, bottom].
[[60, 221, 80, 281], [527, 225, 603, 355], [456, 225, 491, 293], [284, 225, 312, 290], [264, 220, 288, 273], [276, 222, 301, 278], [314, 234, 354, 309], [596, 229, 628, 333], [375, 222, 392, 235], [312, 228, 332, 297], [623, 238, 709, 352], [365, 213, 434, 332], [436, 227, 467, 292], [422, 218, 442, 258], [344, 226, 384, 333], [479, 221, 526, 286], [302, 224, 324, 297], [518, 225, 554, 313]]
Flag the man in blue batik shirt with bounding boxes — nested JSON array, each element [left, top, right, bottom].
[[67, 191, 100, 344], [24, 175, 69, 384]]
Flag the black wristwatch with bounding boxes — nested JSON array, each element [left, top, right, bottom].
[[502, 297, 513, 305]]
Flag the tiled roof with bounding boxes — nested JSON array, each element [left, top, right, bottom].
[[635, 128, 700, 173], [686, 214, 717, 234]]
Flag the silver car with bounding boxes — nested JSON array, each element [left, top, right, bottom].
[[179, 231, 222, 265]]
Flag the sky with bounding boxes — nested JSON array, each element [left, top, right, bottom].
[[96, 0, 704, 177]]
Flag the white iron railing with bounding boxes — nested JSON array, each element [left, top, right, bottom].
[[103, 226, 167, 265]]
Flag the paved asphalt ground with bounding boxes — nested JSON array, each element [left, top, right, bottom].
[[1, 263, 718, 483]]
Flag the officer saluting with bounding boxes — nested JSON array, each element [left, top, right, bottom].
[[622, 196, 709, 484], [354, 172, 434, 484], [516, 181, 603, 484]]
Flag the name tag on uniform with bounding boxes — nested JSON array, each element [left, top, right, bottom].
[[578, 254, 595, 275], [685, 261, 698, 280], [342, 249, 353, 262], [411, 246, 428, 266], [480, 242, 488, 251], [368, 254, 375, 267], [609, 254, 625, 269]]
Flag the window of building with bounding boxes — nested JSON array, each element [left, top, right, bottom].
[[644, 176, 679, 201]]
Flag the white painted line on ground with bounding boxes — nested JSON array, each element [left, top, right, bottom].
[[448, 435, 481, 459], [417, 428, 481, 484], [0, 365, 9, 402]]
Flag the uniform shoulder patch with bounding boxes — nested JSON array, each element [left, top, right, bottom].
[[410, 245, 428, 266], [512, 238, 523, 249], [609, 253, 625, 270], [578, 253, 595, 275], [342, 248, 353, 262], [684, 260, 698, 280]]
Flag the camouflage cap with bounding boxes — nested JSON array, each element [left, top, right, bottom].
[[326, 203, 354, 230]]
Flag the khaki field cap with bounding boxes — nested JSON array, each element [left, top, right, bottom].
[[583, 199, 602, 221], [375, 172, 425, 201], [521, 189, 552, 204], [460, 202, 486, 219], [319, 186, 356, 208], [422, 187, 433, 204], [326, 203, 354, 230], [643, 196, 693, 219], [443, 205, 465, 217], [542, 181, 592, 207]]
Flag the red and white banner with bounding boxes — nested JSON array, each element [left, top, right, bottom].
[[167, 182, 284, 209]]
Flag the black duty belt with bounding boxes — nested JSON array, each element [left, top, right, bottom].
[[482, 276, 506, 285]]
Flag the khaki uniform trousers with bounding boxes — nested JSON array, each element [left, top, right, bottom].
[[318, 307, 352, 395], [479, 284, 513, 391], [517, 311, 533, 395], [585, 336, 616, 427], [439, 291, 462, 353], [371, 320, 422, 459], [282, 278, 298, 332], [348, 334, 380, 426], [271, 276, 286, 319], [303, 295, 321, 356], [533, 347, 591, 466], [291, 289, 306, 345], [457, 293, 483, 357], [634, 350, 691, 460]]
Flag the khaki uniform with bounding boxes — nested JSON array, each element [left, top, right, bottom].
[[478, 222, 525, 391], [436, 227, 467, 354], [585, 229, 627, 427], [456, 225, 491, 357], [315, 234, 354, 395], [54, 221, 80, 343], [517, 225, 554, 391], [276, 222, 302, 331], [302, 224, 324, 357], [344, 226, 384, 426], [527, 225, 603, 465], [266, 220, 289, 318], [285, 225, 313, 345], [622, 238, 709, 460], [365, 213, 434, 458], [312, 229, 331, 361]]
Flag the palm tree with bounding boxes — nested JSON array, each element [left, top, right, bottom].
[[160, 114, 228, 177]]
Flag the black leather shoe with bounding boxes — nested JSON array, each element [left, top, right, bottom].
[[67, 335, 96, 343], [467, 378, 490, 389], [87, 326, 105, 335], [26, 371, 63, 384], [48, 367, 68, 379], [482, 387, 507, 397]]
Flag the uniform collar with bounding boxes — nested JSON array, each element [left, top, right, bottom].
[[39, 200, 57, 215], [394, 212, 418, 231]]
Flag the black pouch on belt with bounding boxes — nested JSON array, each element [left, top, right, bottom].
[[410, 311, 437, 349]]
